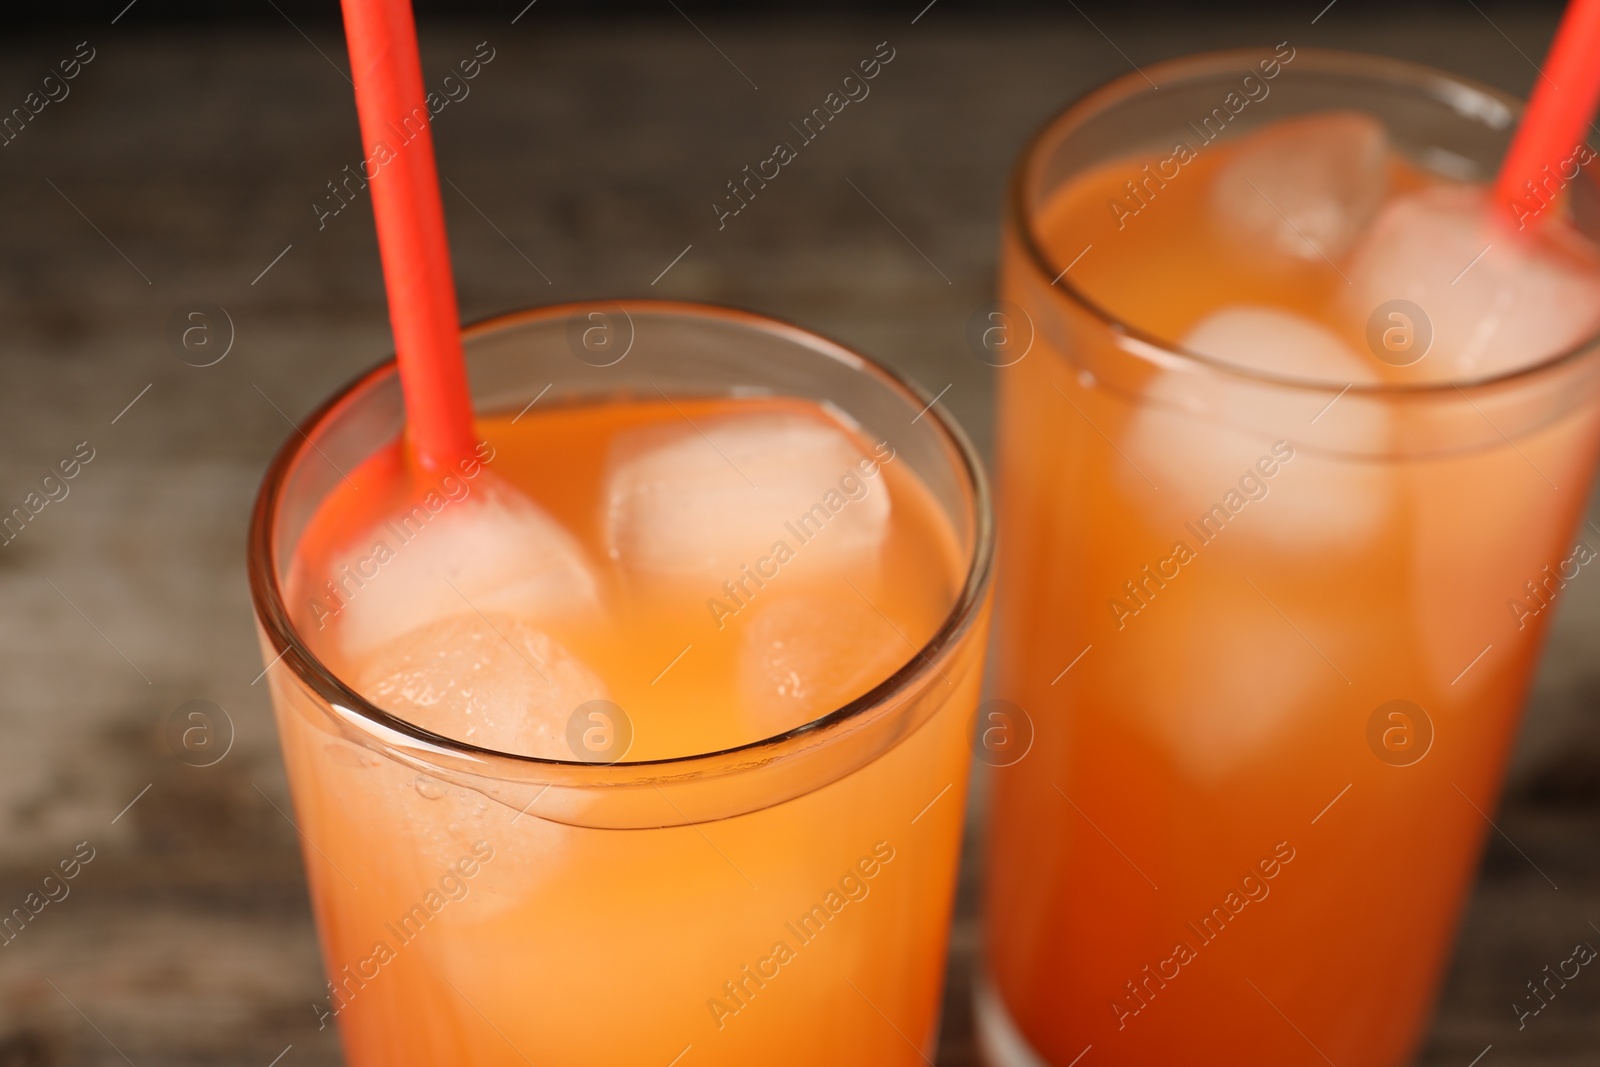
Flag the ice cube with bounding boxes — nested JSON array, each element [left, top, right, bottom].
[[1344, 184, 1600, 380], [1210, 111, 1388, 261], [1183, 304, 1379, 384], [604, 411, 890, 583], [1107, 577, 1338, 781], [354, 612, 610, 759], [738, 590, 909, 736], [312, 735, 558, 922], [1119, 306, 1394, 551], [306, 611, 604, 918], [323, 477, 601, 662]]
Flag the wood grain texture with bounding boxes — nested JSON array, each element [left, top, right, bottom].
[[0, 7, 1594, 1064]]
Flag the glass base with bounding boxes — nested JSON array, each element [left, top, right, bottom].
[[973, 973, 1054, 1067]]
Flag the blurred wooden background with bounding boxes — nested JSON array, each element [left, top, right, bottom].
[[0, 3, 1594, 1064]]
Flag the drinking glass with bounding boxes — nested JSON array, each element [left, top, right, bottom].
[[979, 49, 1600, 1067], [249, 301, 994, 1067]]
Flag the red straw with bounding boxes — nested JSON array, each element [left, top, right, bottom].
[[1494, 0, 1600, 231], [340, 0, 475, 470]]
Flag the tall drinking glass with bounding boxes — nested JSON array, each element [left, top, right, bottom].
[[979, 50, 1600, 1067], [249, 301, 993, 1066]]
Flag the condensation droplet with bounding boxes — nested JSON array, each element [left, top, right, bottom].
[[1076, 368, 1097, 390], [414, 775, 447, 800]]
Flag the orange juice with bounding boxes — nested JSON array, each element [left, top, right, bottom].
[[253, 319, 993, 1067], [980, 64, 1600, 1067]]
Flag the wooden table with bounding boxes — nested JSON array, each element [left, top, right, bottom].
[[0, 6, 1594, 1063]]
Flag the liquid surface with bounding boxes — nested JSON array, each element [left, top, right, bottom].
[[290, 394, 964, 761], [1040, 109, 1600, 384]]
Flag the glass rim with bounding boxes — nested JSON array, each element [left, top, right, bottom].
[[247, 298, 995, 786], [1008, 46, 1600, 398]]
